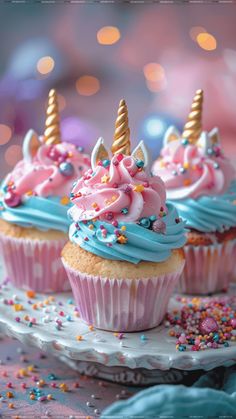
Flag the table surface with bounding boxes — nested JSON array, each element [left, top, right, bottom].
[[0, 336, 139, 418]]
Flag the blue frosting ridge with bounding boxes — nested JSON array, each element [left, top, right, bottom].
[[0, 195, 70, 233], [69, 202, 186, 264], [169, 180, 236, 233]]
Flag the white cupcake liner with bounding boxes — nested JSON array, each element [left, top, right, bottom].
[[177, 240, 236, 295], [0, 233, 70, 292], [62, 258, 185, 332]]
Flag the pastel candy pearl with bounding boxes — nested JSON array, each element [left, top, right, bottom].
[[102, 159, 110, 168], [4, 191, 21, 208], [139, 217, 151, 228], [59, 162, 74, 177], [230, 318, 236, 328], [136, 159, 144, 168], [199, 317, 218, 334], [48, 146, 61, 161], [152, 219, 166, 234]]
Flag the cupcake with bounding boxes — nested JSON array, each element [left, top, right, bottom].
[[0, 89, 90, 292], [62, 100, 186, 332], [152, 89, 236, 295]]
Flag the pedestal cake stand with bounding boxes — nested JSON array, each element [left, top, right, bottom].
[[0, 277, 236, 386]]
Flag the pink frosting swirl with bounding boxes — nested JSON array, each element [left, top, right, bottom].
[[70, 154, 166, 223], [152, 139, 235, 200], [5, 142, 91, 198]]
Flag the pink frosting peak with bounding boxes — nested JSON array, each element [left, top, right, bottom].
[[152, 127, 235, 200], [5, 138, 91, 198], [70, 154, 167, 223]]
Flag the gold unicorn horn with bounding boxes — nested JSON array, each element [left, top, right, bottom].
[[44, 89, 61, 145], [182, 89, 203, 143], [111, 99, 131, 155]]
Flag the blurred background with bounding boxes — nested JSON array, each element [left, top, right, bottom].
[[0, 3, 236, 177]]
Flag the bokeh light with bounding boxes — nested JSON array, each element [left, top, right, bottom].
[[143, 63, 165, 82], [189, 26, 207, 42], [143, 63, 167, 92], [5, 145, 22, 166], [138, 113, 182, 158], [0, 124, 12, 145], [76, 76, 100, 96], [37, 56, 55, 75], [144, 116, 167, 138], [196, 33, 217, 51], [97, 26, 121, 45]]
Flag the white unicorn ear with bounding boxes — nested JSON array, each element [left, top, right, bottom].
[[163, 126, 181, 146], [197, 128, 220, 153], [196, 131, 208, 152], [208, 127, 220, 145], [91, 137, 109, 171], [131, 140, 149, 168], [22, 129, 41, 162]]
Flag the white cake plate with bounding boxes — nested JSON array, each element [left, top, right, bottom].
[[0, 278, 236, 386]]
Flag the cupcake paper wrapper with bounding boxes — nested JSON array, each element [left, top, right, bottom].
[[0, 233, 70, 292], [62, 259, 184, 332], [177, 240, 236, 295]]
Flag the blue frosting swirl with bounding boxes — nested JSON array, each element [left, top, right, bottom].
[[0, 195, 70, 233], [170, 180, 236, 233], [69, 203, 186, 264]]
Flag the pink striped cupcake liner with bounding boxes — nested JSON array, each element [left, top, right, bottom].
[[0, 233, 70, 292], [62, 258, 185, 332], [177, 240, 236, 295]]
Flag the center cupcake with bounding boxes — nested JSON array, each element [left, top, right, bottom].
[[62, 100, 186, 332]]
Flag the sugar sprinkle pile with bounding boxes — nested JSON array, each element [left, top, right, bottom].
[[165, 295, 236, 352]]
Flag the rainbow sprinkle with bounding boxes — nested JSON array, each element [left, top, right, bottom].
[[165, 295, 236, 352]]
